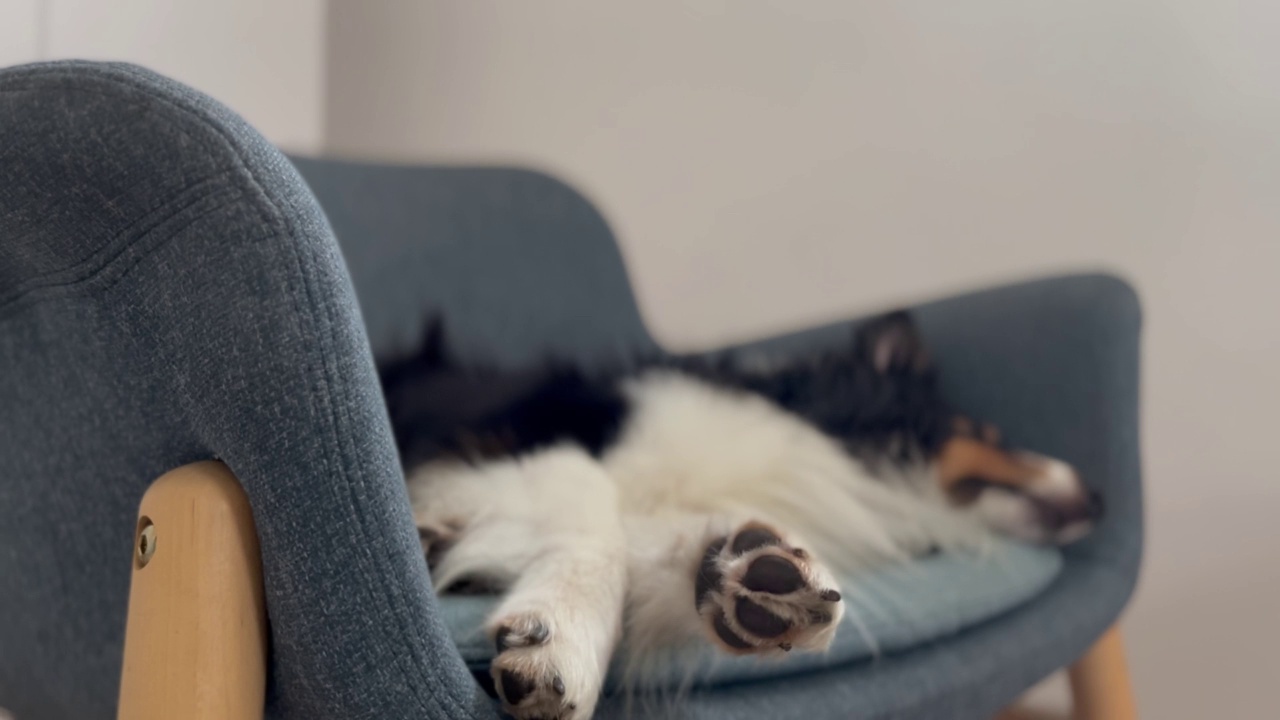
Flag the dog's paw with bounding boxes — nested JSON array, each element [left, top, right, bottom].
[[489, 613, 590, 720], [695, 521, 844, 655]]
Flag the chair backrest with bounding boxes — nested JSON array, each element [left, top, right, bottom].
[[290, 157, 657, 367]]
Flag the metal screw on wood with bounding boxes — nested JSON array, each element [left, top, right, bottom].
[[136, 517, 156, 567]]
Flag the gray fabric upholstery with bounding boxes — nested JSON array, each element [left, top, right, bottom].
[[289, 157, 657, 367], [0, 60, 1142, 720]]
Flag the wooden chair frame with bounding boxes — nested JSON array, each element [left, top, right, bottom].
[[118, 462, 267, 720]]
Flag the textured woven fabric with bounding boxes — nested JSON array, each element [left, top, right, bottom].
[[288, 157, 657, 367], [1, 61, 1142, 720]]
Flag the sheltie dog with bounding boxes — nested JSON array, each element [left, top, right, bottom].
[[378, 311, 1100, 720]]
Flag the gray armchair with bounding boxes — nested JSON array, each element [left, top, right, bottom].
[[0, 61, 1141, 719]]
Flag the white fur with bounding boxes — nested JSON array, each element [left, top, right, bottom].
[[407, 370, 1031, 718], [605, 372, 994, 573], [1018, 453, 1083, 501], [412, 446, 625, 719], [968, 453, 1094, 545]]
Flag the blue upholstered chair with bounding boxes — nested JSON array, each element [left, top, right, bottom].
[[0, 61, 1142, 720]]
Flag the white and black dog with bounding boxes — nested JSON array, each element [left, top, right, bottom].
[[378, 311, 1101, 720]]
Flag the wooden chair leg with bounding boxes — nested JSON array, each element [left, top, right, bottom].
[[1068, 625, 1137, 720], [118, 461, 268, 720]]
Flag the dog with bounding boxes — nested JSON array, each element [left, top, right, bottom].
[[378, 311, 1101, 720]]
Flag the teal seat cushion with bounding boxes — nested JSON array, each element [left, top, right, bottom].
[[440, 538, 1061, 689]]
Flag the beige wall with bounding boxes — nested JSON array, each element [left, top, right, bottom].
[[0, 0, 40, 67], [327, 3, 1278, 717], [3, 0, 327, 153]]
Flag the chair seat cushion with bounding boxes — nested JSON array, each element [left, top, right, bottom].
[[439, 538, 1061, 689]]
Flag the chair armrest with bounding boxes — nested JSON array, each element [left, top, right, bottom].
[[0, 61, 497, 720]]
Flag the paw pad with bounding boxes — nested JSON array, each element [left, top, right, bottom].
[[695, 522, 843, 655], [489, 613, 582, 720]]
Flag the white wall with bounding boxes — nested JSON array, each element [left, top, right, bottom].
[[326, 3, 1279, 718], [3, 0, 327, 153], [0, 0, 41, 67]]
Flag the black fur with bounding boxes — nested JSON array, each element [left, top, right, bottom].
[[667, 311, 953, 464], [377, 312, 955, 470], [378, 319, 628, 468]]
